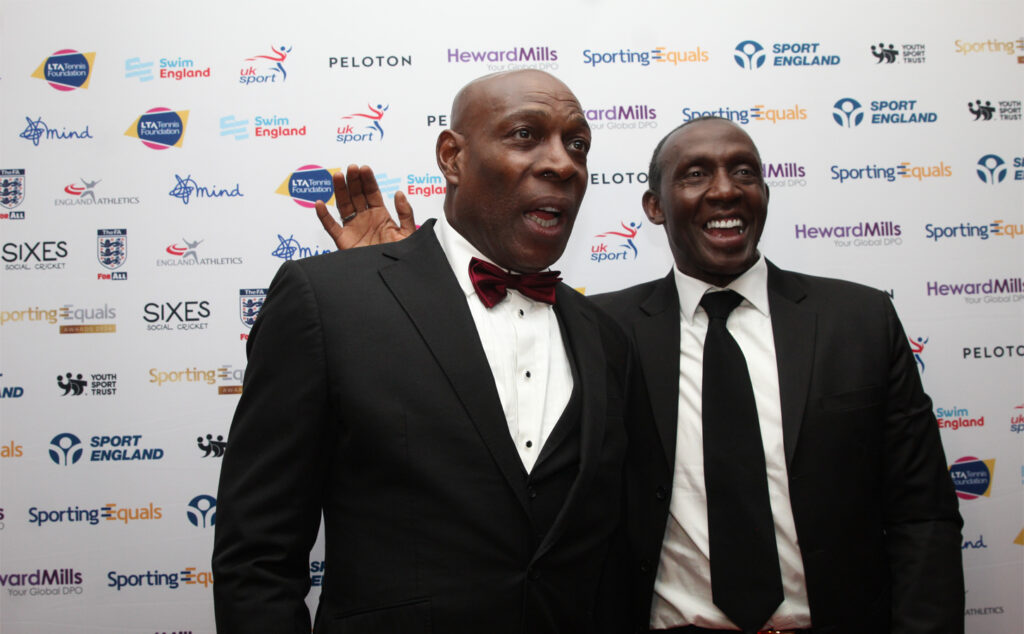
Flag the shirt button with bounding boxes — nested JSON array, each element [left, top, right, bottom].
[[525, 440, 533, 448], [528, 487, 537, 499], [518, 309, 525, 317], [655, 486, 667, 500], [525, 370, 531, 379], [528, 568, 541, 580]]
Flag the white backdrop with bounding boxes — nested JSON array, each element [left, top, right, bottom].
[[1, 1, 1022, 632]]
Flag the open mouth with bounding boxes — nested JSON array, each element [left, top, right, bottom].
[[704, 217, 746, 236], [525, 206, 562, 229]]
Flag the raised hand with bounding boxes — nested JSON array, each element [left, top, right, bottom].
[[314, 164, 416, 250]]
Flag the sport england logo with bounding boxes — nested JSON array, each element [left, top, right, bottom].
[[32, 49, 95, 91], [125, 108, 189, 150], [338, 104, 388, 143], [276, 165, 340, 208], [49, 433, 83, 466], [1, 169, 26, 210], [832, 98, 937, 127], [734, 40, 840, 69], [97, 229, 127, 280], [239, 288, 267, 328], [949, 456, 995, 500], [591, 221, 641, 263], [186, 495, 216, 528], [240, 44, 291, 84], [975, 154, 1024, 184]]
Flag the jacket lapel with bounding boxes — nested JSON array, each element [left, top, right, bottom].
[[634, 273, 682, 471], [378, 221, 530, 511], [531, 285, 606, 562], [766, 261, 816, 466]]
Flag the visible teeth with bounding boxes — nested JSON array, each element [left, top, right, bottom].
[[706, 218, 743, 230], [527, 213, 558, 228], [537, 206, 560, 213]]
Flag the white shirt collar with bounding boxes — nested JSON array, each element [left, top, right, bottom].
[[673, 254, 770, 323], [433, 213, 497, 301]]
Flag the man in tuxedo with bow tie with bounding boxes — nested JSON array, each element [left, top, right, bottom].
[[591, 117, 963, 634], [212, 69, 630, 634]]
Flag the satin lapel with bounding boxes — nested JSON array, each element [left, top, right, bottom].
[[378, 223, 530, 511], [766, 261, 816, 467], [634, 273, 682, 471], [532, 285, 605, 563]]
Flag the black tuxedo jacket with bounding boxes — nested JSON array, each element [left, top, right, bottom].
[[592, 261, 963, 634], [213, 220, 630, 634]]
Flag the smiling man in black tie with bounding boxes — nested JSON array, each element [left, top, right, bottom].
[[592, 117, 963, 634], [212, 70, 630, 634]]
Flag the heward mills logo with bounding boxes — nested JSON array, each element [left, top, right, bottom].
[[582, 45, 708, 67], [125, 108, 189, 150], [97, 229, 128, 280], [949, 456, 995, 500], [239, 289, 267, 328], [32, 49, 95, 91], [968, 99, 1024, 121], [793, 221, 902, 247], [936, 406, 985, 431], [591, 221, 642, 263], [57, 372, 117, 396], [832, 98, 937, 127], [329, 53, 413, 69], [168, 174, 244, 205], [734, 40, 840, 69], [1, 568, 84, 597], [158, 238, 244, 267], [1, 169, 26, 219], [585, 104, 657, 130], [240, 44, 291, 84], [337, 103, 388, 143], [124, 55, 210, 81], [276, 165, 340, 208], [868, 41, 926, 64], [762, 161, 807, 188], [19, 116, 93, 147], [56, 178, 140, 207], [198, 434, 227, 457], [447, 45, 558, 71], [186, 495, 216, 528]]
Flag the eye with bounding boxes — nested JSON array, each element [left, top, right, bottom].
[[514, 128, 533, 139], [569, 138, 590, 153]]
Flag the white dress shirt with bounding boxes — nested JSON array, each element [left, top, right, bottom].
[[434, 215, 573, 473], [650, 256, 812, 631]]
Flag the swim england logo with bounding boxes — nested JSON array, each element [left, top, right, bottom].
[[125, 108, 189, 150], [32, 49, 95, 91], [50, 433, 83, 466], [976, 154, 1007, 184]]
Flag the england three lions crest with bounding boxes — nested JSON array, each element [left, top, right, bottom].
[[1, 169, 26, 210], [239, 288, 267, 328], [97, 228, 127, 269]]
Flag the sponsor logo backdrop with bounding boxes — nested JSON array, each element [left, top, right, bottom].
[[1, 1, 1022, 632]]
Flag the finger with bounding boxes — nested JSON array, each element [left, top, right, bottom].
[[332, 168, 356, 221], [314, 199, 345, 247], [393, 190, 417, 234], [358, 165, 385, 210], [346, 163, 369, 211]]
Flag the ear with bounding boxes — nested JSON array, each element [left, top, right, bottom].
[[641, 190, 665, 225], [764, 182, 770, 204], [436, 130, 464, 186]]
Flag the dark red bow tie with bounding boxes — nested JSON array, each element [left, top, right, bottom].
[[469, 257, 561, 308]]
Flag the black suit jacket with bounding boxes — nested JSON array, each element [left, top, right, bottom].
[[593, 261, 964, 634], [213, 220, 630, 634]]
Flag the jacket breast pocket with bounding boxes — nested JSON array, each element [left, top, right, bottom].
[[816, 385, 885, 413], [331, 597, 431, 634]]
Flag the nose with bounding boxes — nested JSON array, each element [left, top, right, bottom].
[[705, 168, 740, 201], [537, 138, 581, 181]]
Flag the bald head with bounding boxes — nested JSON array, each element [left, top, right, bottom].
[[434, 69, 591, 272]]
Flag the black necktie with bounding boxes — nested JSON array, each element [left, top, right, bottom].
[[700, 290, 783, 633]]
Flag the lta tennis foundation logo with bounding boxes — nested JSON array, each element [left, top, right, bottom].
[[276, 165, 340, 208], [948, 456, 994, 500], [32, 49, 95, 91], [125, 108, 189, 150]]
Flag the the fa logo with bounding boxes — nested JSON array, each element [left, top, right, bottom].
[[239, 288, 268, 328], [97, 229, 128, 269]]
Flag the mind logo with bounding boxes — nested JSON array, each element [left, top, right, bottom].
[[591, 221, 641, 263], [125, 108, 189, 150], [32, 49, 95, 91], [276, 165, 340, 208], [949, 456, 995, 500]]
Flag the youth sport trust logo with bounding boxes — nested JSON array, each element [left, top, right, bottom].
[[240, 44, 291, 85], [591, 221, 642, 263], [868, 41, 926, 64], [968, 99, 1021, 121], [948, 456, 995, 500], [125, 108, 189, 150], [32, 49, 95, 91]]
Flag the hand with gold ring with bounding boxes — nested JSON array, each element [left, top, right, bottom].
[[314, 164, 416, 251]]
